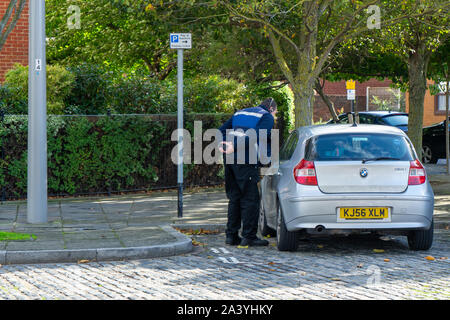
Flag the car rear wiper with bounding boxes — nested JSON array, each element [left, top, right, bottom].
[[361, 157, 401, 164]]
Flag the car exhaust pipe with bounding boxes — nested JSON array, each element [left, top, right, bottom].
[[315, 225, 325, 233]]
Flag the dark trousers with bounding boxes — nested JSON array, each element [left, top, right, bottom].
[[224, 163, 260, 240]]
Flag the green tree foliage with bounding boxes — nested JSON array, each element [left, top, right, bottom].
[[46, 0, 220, 80]]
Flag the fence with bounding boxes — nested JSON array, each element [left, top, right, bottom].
[[0, 113, 233, 201]]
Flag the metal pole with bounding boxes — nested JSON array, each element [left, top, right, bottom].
[[28, 0, 47, 223], [177, 49, 183, 218]]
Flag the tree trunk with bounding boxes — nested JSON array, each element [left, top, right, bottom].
[[292, 81, 315, 128], [407, 49, 429, 158], [315, 80, 339, 122], [446, 79, 449, 174]]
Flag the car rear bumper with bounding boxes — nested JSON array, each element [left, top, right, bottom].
[[282, 193, 434, 232]]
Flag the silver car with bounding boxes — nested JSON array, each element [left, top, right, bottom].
[[259, 124, 434, 251]]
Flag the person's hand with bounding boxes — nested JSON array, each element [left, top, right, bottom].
[[219, 141, 234, 154]]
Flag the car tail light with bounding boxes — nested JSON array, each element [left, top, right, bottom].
[[408, 160, 426, 185], [294, 159, 318, 185]]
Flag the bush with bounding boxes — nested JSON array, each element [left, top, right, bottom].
[[3, 63, 75, 114], [0, 84, 27, 114], [0, 114, 229, 198], [160, 75, 261, 114], [64, 63, 112, 114], [107, 75, 163, 114]]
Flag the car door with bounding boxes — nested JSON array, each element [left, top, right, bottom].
[[262, 130, 299, 228]]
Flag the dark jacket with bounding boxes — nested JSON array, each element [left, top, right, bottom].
[[219, 105, 275, 165]]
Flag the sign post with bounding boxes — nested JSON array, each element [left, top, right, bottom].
[[28, 0, 47, 223], [346, 80, 356, 126], [170, 33, 191, 218]]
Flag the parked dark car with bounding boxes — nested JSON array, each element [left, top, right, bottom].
[[327, 111, 449, 163], [422, 118, 450, 164], [327, 111, 409, 132]]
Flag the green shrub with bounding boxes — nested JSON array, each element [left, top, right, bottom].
[[107, 76, 163, 114], [3, 63, 75, 114], [0, 84, 27, 114], [0, 114, 229, 198], [64, 63, 112, 115]]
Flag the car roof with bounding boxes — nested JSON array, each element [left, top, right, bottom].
[[350, 111, 407, 117], [298, 124, 408, 138]]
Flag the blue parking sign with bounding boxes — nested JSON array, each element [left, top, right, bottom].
[[170, 33, 191, 49]]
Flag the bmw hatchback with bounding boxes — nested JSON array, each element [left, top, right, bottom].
[[259, 124, 434, 251]]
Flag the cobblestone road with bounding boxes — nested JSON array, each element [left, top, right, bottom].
[[0, 230, 448, 300]]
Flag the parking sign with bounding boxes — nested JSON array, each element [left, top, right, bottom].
[[170, 33, 191, 49]]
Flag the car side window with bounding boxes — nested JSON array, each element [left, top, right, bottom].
[[359, 114, 375, 124], [338, 115, 349, 124], [279, 131, 299, 162]]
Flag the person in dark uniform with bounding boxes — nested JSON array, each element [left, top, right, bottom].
[[218, 98, 277, 246]]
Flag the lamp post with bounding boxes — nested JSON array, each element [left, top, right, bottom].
[[27, 0, 47, 223]]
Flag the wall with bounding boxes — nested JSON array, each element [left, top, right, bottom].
[[0, 0, 28, 82], [405, 80, 447, 126]]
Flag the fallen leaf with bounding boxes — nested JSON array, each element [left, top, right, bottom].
[[331, 278, 341, 281], [268, 269, 276, 272], [373, 249, 385, 253], [268, 262, 276, 265], [384, 259, 390, 262], [77, 260, 89, 264], [317, 244, 324, 249], [237, 245, 248, 249], [271, 243, 277, 247], [425, 256, 436, 261], [439, 257, 448, 260], [207, 256, 213, 259], [191, 240, 205, 246], [264, 235, 271, 238]]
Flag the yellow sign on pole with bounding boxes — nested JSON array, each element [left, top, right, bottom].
[[346, 80, 356, 90]]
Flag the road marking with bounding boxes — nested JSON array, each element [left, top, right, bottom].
[[218, 257, 241, 264], [219, 247, 231, 254]]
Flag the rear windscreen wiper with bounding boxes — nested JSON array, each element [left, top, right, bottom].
[[362, 157, 401, 164]]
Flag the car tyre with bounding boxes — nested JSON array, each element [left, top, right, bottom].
[[276, 203, 298, 252], [422, 145, 437, 164], [258, 198, 276, 237], [407, 219, 434, 250]]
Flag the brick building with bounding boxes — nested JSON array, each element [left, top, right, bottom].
[[313, 78, 396, 123], [0, 0, 28, 82], [314, 78, 447, 126], [405, 80, 448, 127]]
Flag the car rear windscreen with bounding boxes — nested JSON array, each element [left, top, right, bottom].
[[305, 133, 415, 161], [381, 115, 408, 126]]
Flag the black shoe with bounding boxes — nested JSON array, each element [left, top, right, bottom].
[[240, 237, 269, 247], [225, 235, 242, 245]]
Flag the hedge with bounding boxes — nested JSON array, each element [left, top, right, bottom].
[[0, 114, 230, 200]]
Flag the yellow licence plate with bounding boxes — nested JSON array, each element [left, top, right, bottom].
[[339, 207, 389, 219]]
